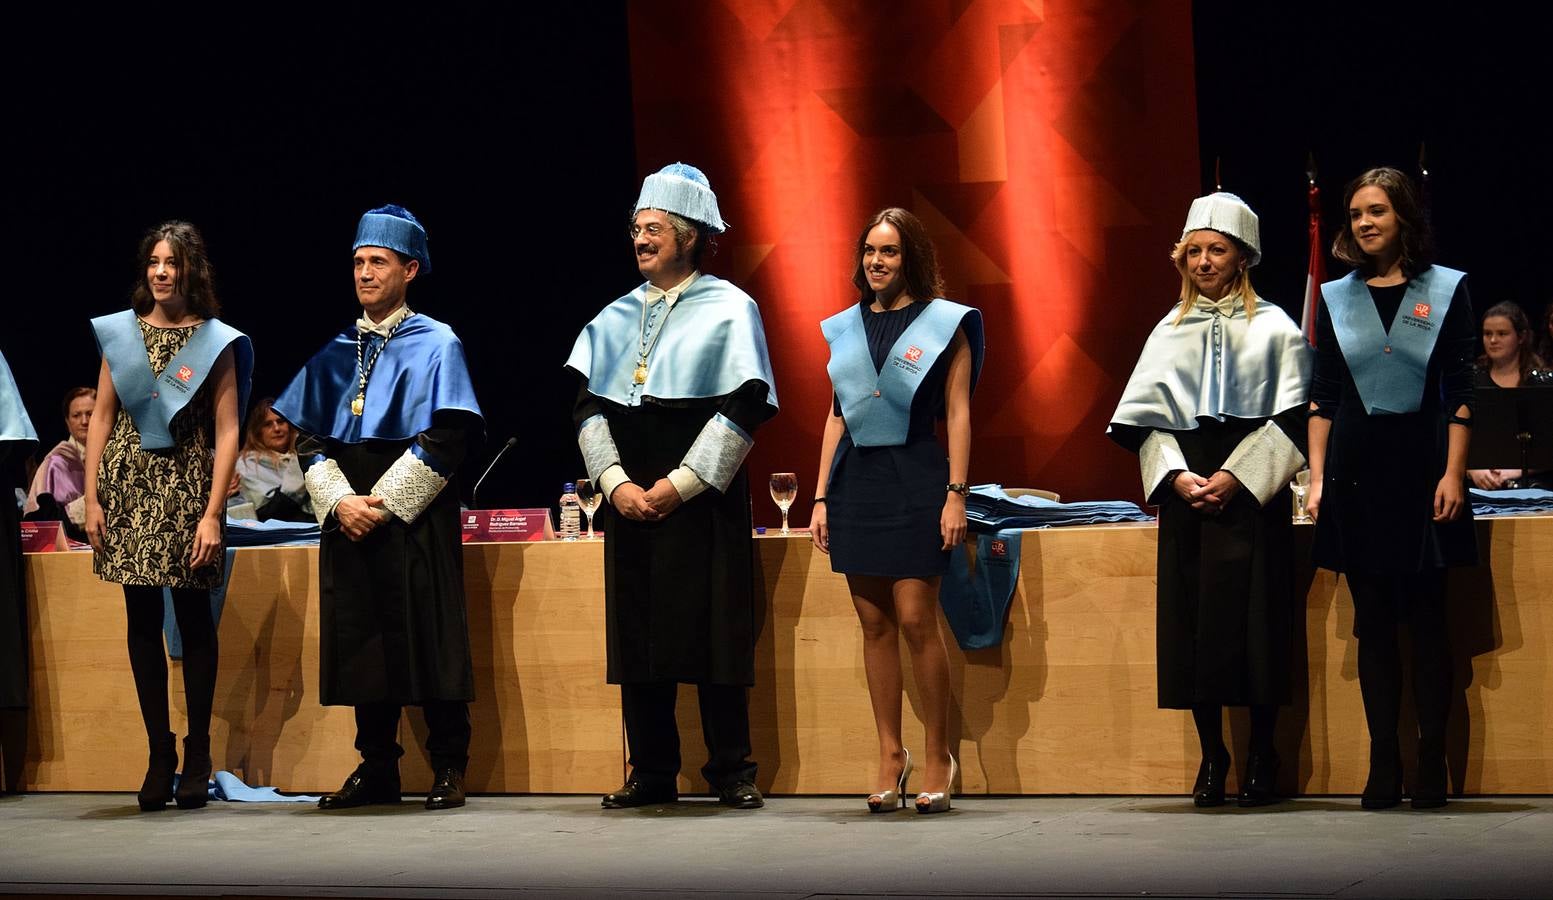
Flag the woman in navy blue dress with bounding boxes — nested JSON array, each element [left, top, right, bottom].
[[808, 208, 983, 814]]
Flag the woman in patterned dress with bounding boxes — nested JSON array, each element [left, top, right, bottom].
[[82, 222, 248, 811]]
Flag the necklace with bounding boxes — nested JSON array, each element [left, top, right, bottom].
[[352, 316, 406, 415], [635, 293, 679, 385]]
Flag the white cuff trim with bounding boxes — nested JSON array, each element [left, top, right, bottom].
[[666, 466, 708, 503], [370, 449, 448, 524], [1221, 421, 1306, 508], [65, 495, 87, 526], [1139, 430, 1188, 501], [598, 465, 629, 504], [681, 413, 753, 493], [303, 458, 355, 527]]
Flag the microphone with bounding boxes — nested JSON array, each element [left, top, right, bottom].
[[472, 437, 518, 509]]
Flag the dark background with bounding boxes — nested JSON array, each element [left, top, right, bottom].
[[6, 2, 1549, 506]]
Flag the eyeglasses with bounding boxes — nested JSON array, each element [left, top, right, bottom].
[[628, 222, 669, 240]]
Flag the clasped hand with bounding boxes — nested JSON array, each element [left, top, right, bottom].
[[613, 479, 682, 522], [336, 494, 390, 540], [1173, 469, 1241, 514]]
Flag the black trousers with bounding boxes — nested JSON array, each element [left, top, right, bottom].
[[353, 701, 471, 776], [621, 682, 755, 790]]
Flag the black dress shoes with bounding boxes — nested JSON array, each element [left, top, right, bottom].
[[601, 779, 678, 809], [1411, 740, 1449, 810], [717, 780, 764, 809], [318, 768, 401, 810], [1361, 743, 1404, 810], [1237, 752, 1282, 808], [1191, 751, 1229, 808], [425, 768, 466, 810], [137, 732, 179, 812]]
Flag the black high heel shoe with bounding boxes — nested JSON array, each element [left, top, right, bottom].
[[175, 735, 211, 810], [1192, 750, 1230, 808], [1361, 743, 1404, 810], [137, 732, 178, 812], [1411, 738, 1448, 810], [1237, 752, 1281, 808]]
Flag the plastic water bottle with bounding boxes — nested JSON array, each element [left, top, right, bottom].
[[559, 483, 581, 541]]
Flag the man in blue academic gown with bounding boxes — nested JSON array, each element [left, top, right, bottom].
[[275, 205, 482, 811], [567, 163, 779, 809]]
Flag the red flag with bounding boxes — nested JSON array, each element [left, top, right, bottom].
[[1301, 180, 1324, 346]]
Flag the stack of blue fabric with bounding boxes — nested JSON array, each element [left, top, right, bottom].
[[1470, 488, 1553, 517], [964, 484, 1153, 531], [225, 516, 321, 547]]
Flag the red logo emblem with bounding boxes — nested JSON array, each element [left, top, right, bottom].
[[990, 539, 1008, 558], [1413, 303, 1431, 318], [903, 346, 924, 363], [175, 366, 194, 382]]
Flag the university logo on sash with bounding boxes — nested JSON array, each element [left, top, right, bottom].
[[176, 366, 194, 382], [904, 345, 924, 363]]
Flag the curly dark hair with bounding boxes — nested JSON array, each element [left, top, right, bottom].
[[852, 207, 944, 303], [1331, 166, 1436, 278], [130, 220, 222, 318]]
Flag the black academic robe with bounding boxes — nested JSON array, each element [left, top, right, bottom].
[[1, 449, 27, 709], [573, 379, 776, 686], [298, 413, 476, 706]]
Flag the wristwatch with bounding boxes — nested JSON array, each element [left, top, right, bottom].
[[946, 482, 970, 496]]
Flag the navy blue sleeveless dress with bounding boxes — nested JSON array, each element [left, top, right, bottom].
[[826, 301, 955, 577]]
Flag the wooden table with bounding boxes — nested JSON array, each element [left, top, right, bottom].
[[17, 517, 1552, 795]]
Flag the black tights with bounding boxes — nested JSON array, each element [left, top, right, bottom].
[[123, 585, 218, 742], [1348, 571, 1451, 754], [1192, 703, 1278, 760]]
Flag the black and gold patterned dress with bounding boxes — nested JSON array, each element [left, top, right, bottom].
[[93, 319, 220, 589]]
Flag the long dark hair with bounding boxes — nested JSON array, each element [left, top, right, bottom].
[[852, 207, 944, 303], [130, 220, 222, 318], [1331, 166, 1435, 278], [1477, 301, 1546, 382]]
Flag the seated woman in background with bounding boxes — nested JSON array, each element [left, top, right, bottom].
[[1469, 301, 1547, 490], [234, 397, 313, 522], [23, 386, 96, 539]]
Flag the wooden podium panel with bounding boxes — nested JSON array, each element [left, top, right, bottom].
[[19, 516, 1553, 796]]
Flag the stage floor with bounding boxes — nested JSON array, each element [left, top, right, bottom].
[[1, 793, 1548, 898]]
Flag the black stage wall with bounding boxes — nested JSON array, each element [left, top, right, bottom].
[[6, 2, 1549, 509]]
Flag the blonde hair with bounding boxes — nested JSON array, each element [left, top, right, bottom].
[[1169, 234, 1259, 326], [239, 397, 295, 467]]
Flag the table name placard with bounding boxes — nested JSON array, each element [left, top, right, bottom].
[[21, 521, 68, 553], [462, 508, 555, 543]]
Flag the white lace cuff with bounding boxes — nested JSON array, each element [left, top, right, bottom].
[[370, 447, 449, 524], [65, 495, 87, 526], [1139, 430, 1188, 502], [681, 413, 753, 494], [303, 457, 355, 527], [577, 414, 621, 483], [1221, 421, 1306, 508]]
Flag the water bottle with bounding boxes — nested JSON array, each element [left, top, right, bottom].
[[559, 483, 581, 541]]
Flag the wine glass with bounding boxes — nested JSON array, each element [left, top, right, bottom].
[[768, 472, 799, 535], [575, 478, 601, 539]]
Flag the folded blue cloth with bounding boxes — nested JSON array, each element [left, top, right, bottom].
[[169, 770, 320, 803], [940, 529, 1023, 650], [225, 515, 322, 547], [1470, 487, 1553, 516], [965, 484, 1154, 530]]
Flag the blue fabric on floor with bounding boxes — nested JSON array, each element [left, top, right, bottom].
[[965, 484, 1153, 530], [1470, 487, 1553, 516], [162, 548, 235, 659], [940, 528, 1023, 650], [170, 771, 320, 802]]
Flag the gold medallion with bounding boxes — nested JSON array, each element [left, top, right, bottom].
[[351, 393, 365, 416], [633, 364, 648, 384]]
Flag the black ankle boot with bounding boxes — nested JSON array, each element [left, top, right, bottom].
[[175, 735, 211, 810], [1361, 741, 1403, 810], [1411, 737, 1448, 809], [137, 732, 178, 812], [1192, 750, 1230, 808], [1238, 752, 1281, 808]]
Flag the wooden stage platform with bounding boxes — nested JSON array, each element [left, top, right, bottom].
[[15, 517, 1552, 796]]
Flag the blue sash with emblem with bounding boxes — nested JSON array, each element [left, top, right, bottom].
[[1321, 266, 1464, 415], [92, 310, 254, 450], [822, 299, 985, 447]]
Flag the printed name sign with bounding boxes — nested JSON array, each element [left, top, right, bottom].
[[461, 508, 555, 543], [20, 521, 68, 552]]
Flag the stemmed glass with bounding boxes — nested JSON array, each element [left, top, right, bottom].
[[575, 478, 601, 540], [768, 472, 799, 535]]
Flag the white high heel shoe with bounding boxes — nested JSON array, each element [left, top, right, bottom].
[[867, 749, 913, 813], [914, 755, 957, 814]]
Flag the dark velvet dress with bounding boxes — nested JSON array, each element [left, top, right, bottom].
[[826, 301, 957, 578], [1311, 276, 1478, 574], [573, 379, 776, 687]]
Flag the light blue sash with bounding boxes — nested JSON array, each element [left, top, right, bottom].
[[0, 350, 38, 445], [822, 299, 984, 447], [92, 310, 254, 450], [1322, 266, 1464, 415]]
